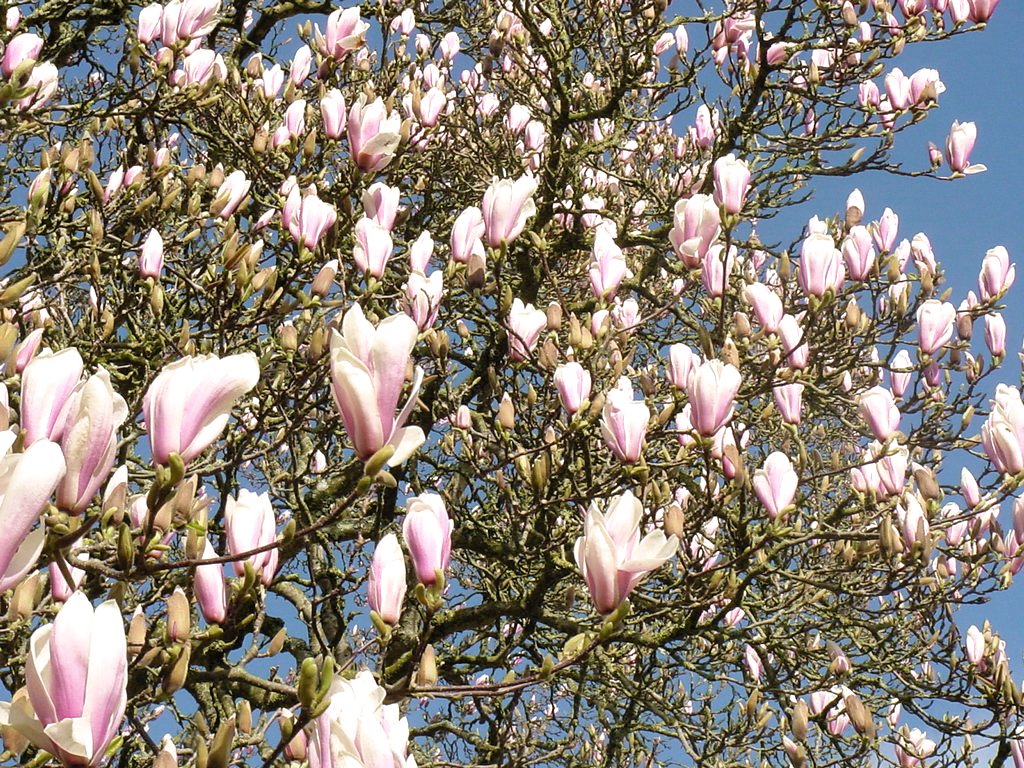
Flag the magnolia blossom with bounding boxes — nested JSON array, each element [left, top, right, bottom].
[[20, 347, 85, 446], [56, 368, 129, 514], [450, 206, 486, 263], [712, 154, 751, 215], [798, 232, 845, 297], [402, 493, 452, 586], [773, 382, 804, 424], [978, 245, 1014, 301], [981, 384, 1024, 475], [669, 194, 720, 267], [601, 378, 650, 464], [666, 344, 698, 389], [589, 225, 629, 300], [506, 299, 547, 362], [3, 592, 127, 767], [194, 539, 228, 624], [285, 189, 337, 250], [0, 438, 66, 591], [752, 452, 798, 520], [895, 728, 936, 768], [742, 282, 783, 333], [321, 89, 347, 140], [224, 489, 279, 586], [916, 300, 956, 355], [211, 169, 251, 218], [352, 217, 394, 278], [481, 175, 537, 247], [2, 32, 42, 76], [348, 95, 402, 173], [308, 670, 417, 768], [685, 360, 742, 437], [945, 120, 985, 174], [368, 532, 407, 624], [554, 362, 592, 414], [138, 229, 164, 279], [316, 7, 369, 59], [573, 490, 678, 614], [402, 271, 443, 330], [896, 493, 929, 548], [858, 386, 901, 442], [329, 304, 425, 465]]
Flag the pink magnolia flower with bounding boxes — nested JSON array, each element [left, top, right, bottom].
[[871, 207, 899, 253], [896, 493, 929, 548], [450, 206, 485, 264], [225, 489, 278, 586], [2, 32, 42, 76], [890, 349, 914, 398], [321, 89, 347, 140], [798, 232, 845, 297], [348, 95, 402, 173], [402, 493, 452, 586], [362, 182, 401, 231], [686, 359, 742, 437], [308, 670, 416, 768], [316, 7, 369, 59], [752, 452, 798, 520], [842, 226, 876, 281], [137, 4, 163, 43], [589, 224, 629, 300], [17, 61, 58, 111], [742, 282, 783, 333], [573, 490, 678, 614], [142, 352, 260, 465], [6, 592, 127, 767], [985, 313, 1006, 357], [368, 532, 407, 624], [211, 169, 251, 218], [601, 378, 649, 464], [667, 344, 698, 390], [981, 384, 1024, 475], [554, 362, 592, 414], [895, 728, 937, 768], [402, 270, 443, 330], [49, 553, 88, 602], [858, 385, 901, 441], [194, 539, 228, 624], [352, 217, 394, 278], [967, 0, 999, 22], [945, 121, 985, 174], [712, 154, 751, 215], [916, 300, 956, 355], [289, 44, 311, 86], [0, 438, 66, 591], [701, 244, 736, 298], [481, 175, 538, 247], [328, 304, 425, 465], [506, 298, 547, 362], [286, 189, 337, 250], [669, 194, 720, 268], [138, 228, 164, 279], [773, 382, 804, 424], [978, 245, 1014, 301], [19, 347, 84, 446], [55, 368, 129, 514], [408, 230, 433, 272]]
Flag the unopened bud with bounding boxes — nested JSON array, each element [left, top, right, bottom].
[[416, 644, 438, 687], [166, 587, 191, 643]]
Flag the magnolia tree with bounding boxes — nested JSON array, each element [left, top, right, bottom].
[[0, 0, 1019, 767]]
